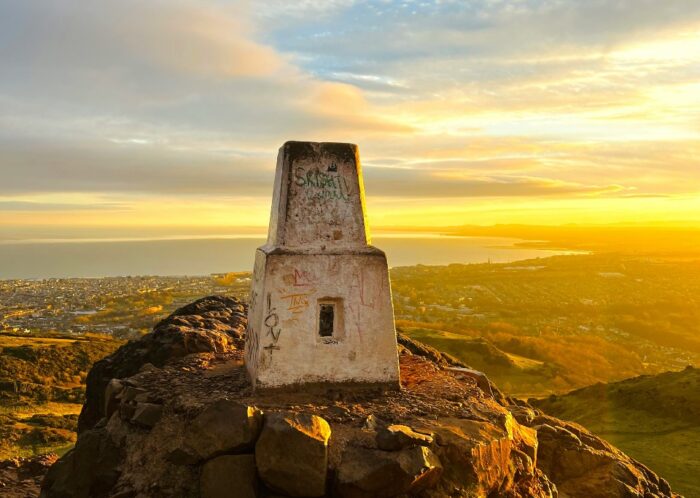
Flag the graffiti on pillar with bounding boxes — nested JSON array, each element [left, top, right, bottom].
[[281, 292, 313, 314], [263, 292, 281, 354], [246, 324, 259, 367], [294, 166, 351, 202], [245, 268, 261, 367], [350, 267, 376, 309], [282, 268, 316, 287]]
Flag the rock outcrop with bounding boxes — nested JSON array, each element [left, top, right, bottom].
[[78, 295, 246, 433], [40, 296, 681, 498], [528, 413, 675, 498]]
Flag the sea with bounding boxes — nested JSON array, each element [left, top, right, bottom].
[[0, 235, 580, 280]]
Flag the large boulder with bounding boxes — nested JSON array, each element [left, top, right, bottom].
[[335, 445, 443, 498], [170, 400, 262, 464], [255, 412, 331, 497], [40, 428, 122, 498], [78, 296, 247, 433], [200, 454, 258, 498]]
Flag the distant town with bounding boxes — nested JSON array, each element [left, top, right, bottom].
[[0, 274, 250, 339]]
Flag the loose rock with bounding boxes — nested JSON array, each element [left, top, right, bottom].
[[255, 412, 331, 497], [376, 424, 433, 451], [130, 402, 163, 428], [335, 445, 443, 498], [178, 400, 262, 463]]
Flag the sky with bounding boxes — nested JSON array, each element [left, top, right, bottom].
[[1, 0, 699, 239]]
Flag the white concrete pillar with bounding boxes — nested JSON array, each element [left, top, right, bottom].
[[245, 142, 400, 389]]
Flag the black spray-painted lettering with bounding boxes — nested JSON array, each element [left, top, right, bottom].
[[294, 167, 350, 201]]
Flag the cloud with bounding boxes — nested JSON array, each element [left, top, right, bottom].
[[0, 137, 273, 196], [0, 0, 405, 142], [0, 0, 698, 229], [364, 167, 627, 198], [0, 0, 411, 204], [0, 201, 129, 212], [261, 0, 700, 130], [0, 1, 282, 83], [264, 0, 700, 79], [0, 132, 636, 200]]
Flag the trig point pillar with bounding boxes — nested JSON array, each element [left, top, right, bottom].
[[245, 141, 400, 389]]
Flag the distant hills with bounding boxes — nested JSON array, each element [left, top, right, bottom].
[[447, 224, 700, 257], [532, 367, 700, 497]]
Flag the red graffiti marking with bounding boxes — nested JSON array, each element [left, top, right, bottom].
[[281, 292, 313, 314], [292, 269, 315, 287], [358, 270, 375, 308]]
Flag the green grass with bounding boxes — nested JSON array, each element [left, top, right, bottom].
[[0, 405, 80, 459], [401, 326, 556, 398], [0, 402, 82, 417], [602, 426, 700, 498], [0, 332, 122, 459], [532, 367, 700, 497], [0, 336, 83, 348]]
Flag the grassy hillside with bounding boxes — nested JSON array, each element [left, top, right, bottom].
[[399, 326, 554, 397], [0, 332, 123, 459], [531, 367, 700, 498]]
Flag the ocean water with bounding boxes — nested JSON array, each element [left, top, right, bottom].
[[0, 235, 578, 279]]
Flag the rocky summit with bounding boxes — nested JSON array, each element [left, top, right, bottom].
[[37, 296, 681, 498]]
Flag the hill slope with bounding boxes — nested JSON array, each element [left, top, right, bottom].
[[532, 367, 700, 497], [0, 333, 123, 459], [399, 327, 554, 398]]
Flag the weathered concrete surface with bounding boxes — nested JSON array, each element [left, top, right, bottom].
[[267, 141, 370, 251], [246, 142, 400, 389]]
